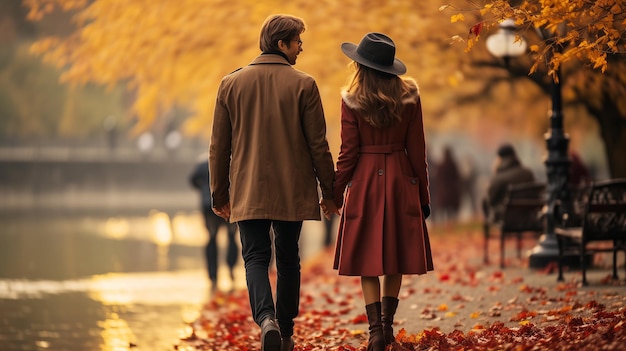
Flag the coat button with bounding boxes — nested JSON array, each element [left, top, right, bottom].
[[411, 178, 417, 184], [378, 169, 384, 176]]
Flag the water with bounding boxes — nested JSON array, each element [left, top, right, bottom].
[[0, 211, 329, 351], [0, 211, 218, 351]]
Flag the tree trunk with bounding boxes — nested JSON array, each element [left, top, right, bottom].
[[589, 101, 626, 179]]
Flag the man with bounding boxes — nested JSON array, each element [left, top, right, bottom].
[[484, 143, 535, 221], [209, 14, 337, 351], [189, 157, 239, 293]]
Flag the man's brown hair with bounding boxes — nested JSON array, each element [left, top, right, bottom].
[[259, 14, 305, 53]]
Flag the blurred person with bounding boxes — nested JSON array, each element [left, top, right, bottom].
[[327, 33, 433, 351], [483, 143, 535, 222], [569, 151, 592, 188], [209, 14, 336, 351], [459, 153, 480, 218], [189, 157, 239, 293], [432, 146, 462, 223]]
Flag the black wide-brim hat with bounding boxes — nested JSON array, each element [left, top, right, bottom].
[[341, 32, 406, 76]]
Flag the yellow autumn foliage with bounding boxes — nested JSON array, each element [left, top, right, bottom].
[[27, 0, 473, 144], [23, 0, 623, 170], [446, 0, 626, 79]]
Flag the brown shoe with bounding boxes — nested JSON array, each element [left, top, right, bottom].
[[280, 336, 294, 351], [261, 317, 281, 351]]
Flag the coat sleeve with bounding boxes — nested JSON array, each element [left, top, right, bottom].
[[334, 100, 360, 208], [300, 79, 335, 200], [209, 80, 233, 209], [405, 97, 430, 205]]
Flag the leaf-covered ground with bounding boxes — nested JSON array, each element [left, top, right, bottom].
[[176, 227, 626, 351]]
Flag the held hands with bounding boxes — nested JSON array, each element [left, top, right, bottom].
[[212, 202, 231, 221], [319, 198, 340, 220]]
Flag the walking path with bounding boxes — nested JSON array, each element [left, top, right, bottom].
[[176, 224, 626, 350]]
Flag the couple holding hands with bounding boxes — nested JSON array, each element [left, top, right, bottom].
[[209, 14, 433, 351]]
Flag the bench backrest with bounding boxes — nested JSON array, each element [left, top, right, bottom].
[[581, 178, 626, 241], [501, 182, 546, 233]]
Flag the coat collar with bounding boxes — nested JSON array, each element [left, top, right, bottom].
[[250, 53, 292, 66]]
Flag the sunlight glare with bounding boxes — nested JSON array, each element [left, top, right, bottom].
[[150, 211, 173, 246], [98, 312, 137, 351], [103, 217, 130, 239], [171, 212, 205, 246]]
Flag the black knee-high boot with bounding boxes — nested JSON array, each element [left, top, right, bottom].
[[365, 302, 385, 351], [381, 296, 399, 345]]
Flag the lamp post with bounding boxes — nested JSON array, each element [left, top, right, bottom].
[[486, 20, 575, 269], [485, 19, 527, 68]]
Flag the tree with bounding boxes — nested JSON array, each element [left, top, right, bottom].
[[445, 0, 626, 178], [23, 0, 616, 174], [24, 0, 473, 150]]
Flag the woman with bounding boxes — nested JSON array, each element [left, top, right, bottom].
[[326, 33, 434, 351]]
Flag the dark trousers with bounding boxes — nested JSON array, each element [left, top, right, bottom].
[[237, 219, 302, 337], [203, 207, 239, 283]]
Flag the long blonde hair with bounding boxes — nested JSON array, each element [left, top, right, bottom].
[[342, 62, 416, 128]]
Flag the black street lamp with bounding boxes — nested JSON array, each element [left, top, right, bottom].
[[527, 28, 575, 268], [486, 21, 575, 269]]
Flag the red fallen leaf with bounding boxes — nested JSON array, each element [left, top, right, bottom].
[[351, 313, 367, 324], [337, 299, 350, 306], [491, 270, 504, 279], [585, 300, 605, 310], [555, 282, 576, 292], [510, 276, 524, 284], [600, 274, 614, 284], [539, 261, 558, 274], [510, 309, 538, 321], [395, 327, 407, 340], [451, 293, 472, 302], [568, 317, 585, 326], [337, 307, 352, 315], [438, 273, 451, 281], [420, 308, 437, 320]]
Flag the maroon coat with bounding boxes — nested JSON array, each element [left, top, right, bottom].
[[333, 80, 434, 276]]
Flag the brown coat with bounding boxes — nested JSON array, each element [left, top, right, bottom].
[[209, 54, 335, 222], [333, 80, 434, 276]]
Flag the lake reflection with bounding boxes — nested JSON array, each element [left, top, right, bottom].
[[0, 212, 218, 351]]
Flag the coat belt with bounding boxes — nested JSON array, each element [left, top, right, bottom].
[[360, 144, 405, 154]]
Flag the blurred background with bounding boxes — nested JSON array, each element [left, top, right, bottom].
[[0, 0, 620, 350]]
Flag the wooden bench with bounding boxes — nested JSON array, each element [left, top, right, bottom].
[[555, 178, 626, 285], [483, 182, 546, 268]]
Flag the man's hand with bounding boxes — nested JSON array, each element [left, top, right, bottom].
[[212, 202, 231, 221], [319, 198, 340, 220]]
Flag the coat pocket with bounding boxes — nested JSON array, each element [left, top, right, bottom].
[[404, 176, 421, 217], [344, 180, 364, 220]]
